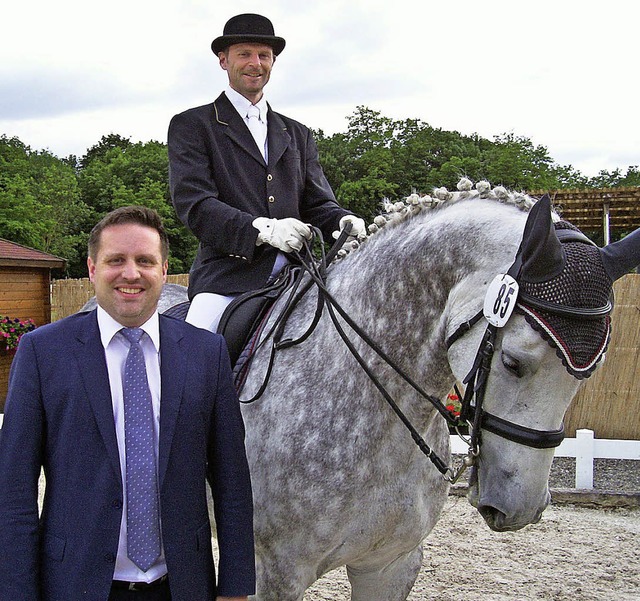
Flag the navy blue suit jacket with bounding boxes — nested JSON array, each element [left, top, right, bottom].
[[0, 310, 255, 600], [168, 92, 352, 298]]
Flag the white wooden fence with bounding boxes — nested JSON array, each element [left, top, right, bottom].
[[554, 429, 640, 488], [0, 413, 636, 490], [448, 428, 640, 490]]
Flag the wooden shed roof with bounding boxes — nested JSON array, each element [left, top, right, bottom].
[[0, 238, 66, 269], [528, 187, 640, 236]]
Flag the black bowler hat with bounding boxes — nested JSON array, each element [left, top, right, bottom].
[[211, 13, 286, 56]]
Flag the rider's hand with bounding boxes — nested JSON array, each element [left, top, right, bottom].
[[253, 217, 312, 253], [332, 215, 366, 241]]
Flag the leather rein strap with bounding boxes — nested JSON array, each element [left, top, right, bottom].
[[238, 224, 357, 404], [241, 223, 594, 480], [241, 225, 459, 477]]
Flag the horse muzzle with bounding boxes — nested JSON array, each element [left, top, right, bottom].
[[467, 467, 551, 532]]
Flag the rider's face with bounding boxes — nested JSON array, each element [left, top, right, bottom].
[[219, 43, 275, 104]]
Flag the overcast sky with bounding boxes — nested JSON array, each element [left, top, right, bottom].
[[1, 0, 638, 177]]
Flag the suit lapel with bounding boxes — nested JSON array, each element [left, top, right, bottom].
[[266, 108, 291, 167], [74, 311, 121, 481], [72, 313, 189, 489], [214, 93, 266, 166], [158, 316, 187, 486]]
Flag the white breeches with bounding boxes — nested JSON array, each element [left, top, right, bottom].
[[186, 252, 290, 333]]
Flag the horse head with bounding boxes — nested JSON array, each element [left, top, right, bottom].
[[446, 192, 637, 531]]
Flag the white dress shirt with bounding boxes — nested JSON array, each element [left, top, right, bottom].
[[225, 85, 268, 162], [96, 306, 168, 583]]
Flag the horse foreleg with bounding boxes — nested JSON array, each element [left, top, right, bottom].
[[346, 545, 423, 601], [251, 553, 316, 601]]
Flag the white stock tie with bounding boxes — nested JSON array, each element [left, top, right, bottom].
[[246, 104, 267, 161]]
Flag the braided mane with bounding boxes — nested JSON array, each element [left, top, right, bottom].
[[337, 178, 551, 260]]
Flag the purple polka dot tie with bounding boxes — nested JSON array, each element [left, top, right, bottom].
[[121, 328, 161, 572]]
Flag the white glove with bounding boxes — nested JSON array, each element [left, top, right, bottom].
[[332, 215, 366, 240], [253, 217, 312, 253]]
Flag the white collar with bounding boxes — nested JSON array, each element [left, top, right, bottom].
[[96, 305, 160, 352], [225, 86, 268, 120]]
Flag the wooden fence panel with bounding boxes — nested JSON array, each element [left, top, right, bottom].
[[167, 274, 189, 287], [51, 278, 95, 322]]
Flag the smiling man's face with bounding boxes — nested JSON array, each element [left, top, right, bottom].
[[87, 222, 168, 328], [219, 42, 275, 104]]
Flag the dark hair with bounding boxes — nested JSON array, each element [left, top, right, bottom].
[[88, 206, 169, 261]]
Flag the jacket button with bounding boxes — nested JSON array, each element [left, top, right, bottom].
[[104, 553, 116, 563], [112, 499, 122, 509], [267, 174, 273, 181], [268, 196, 275, 203]]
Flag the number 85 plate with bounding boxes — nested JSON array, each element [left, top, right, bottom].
[[483, 274, 519, 327]]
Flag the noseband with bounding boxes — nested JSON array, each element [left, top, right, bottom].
[[449, 319, 566, 453]]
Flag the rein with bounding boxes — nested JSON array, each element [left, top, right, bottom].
[[236, 224, 355, 404], [239, 221, 607, 483], [241, 226, 464, 480]]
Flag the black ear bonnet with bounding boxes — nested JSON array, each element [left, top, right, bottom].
[[513, 195, 613, 379]]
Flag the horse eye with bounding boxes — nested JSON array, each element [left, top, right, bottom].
[[501, 352, 522, 377]]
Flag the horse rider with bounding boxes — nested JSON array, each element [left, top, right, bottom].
[[168, 13, 366, 333]]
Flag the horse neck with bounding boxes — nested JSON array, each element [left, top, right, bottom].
[[325, 202, 526, 398]]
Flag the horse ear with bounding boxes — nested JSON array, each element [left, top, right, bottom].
[[600, 227, 640, 281], [517, 194, 564, 283]]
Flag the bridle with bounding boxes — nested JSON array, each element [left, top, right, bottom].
[[443, 227, 612, 475], [244, 224, 611, 483], [446, 315, 566, 456]]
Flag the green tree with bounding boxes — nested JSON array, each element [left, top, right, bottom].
[[316, 107, 401, 222], [481, 133, 586, 190], [3, 108, 638, 280], [80, 133, 133, 169], [78, 136, 197, 274], [0, 135, 89, 276], [317, 107, 599, 224], [394, 126, 489, 191], [587, 165, 640, 188], [0, 136, 44, 244]]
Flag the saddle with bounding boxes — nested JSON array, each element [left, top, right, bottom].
[[217, 264, 299, 366], [163, 264, 300, 368]]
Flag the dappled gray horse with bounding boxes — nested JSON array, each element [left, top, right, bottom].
[[113, 181, 636, 600]]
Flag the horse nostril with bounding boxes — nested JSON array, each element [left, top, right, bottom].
[[478, 504, 508, 531]]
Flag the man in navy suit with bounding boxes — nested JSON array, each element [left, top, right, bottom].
[[0, 206, 255, 600], [168, 13, 366, 333]]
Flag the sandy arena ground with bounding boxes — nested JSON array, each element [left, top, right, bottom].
[[302, 496, 640, 601]]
